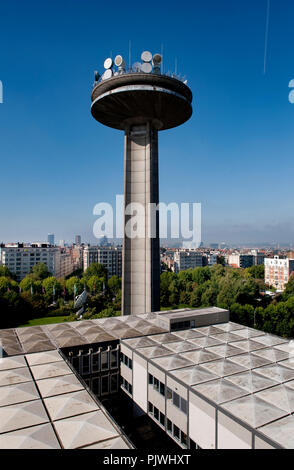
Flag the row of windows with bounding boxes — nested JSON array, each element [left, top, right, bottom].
[[148, 374, 165, 396], [84, 372, 119, 397], [148, 374, 187, 414], [166, 418, 187, 447], [171, 320, 195, 331], [121, 352, 133, 370], [69, 348, 119, 376], [121, 377, 132, 395], [148, 402, 165, 426], [148, 402, 188, 448]]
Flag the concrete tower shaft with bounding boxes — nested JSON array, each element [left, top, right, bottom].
[[123, 123, 160, 315], [91, 65, 193, 315]]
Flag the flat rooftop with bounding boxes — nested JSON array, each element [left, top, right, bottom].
[[1, 307, 294, 449], [0, 350, 131, 449], [122, 321, 294, 449]]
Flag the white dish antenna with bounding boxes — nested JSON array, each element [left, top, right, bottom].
[[104, 57, 113, 70], [114, 55, 124, 67], [101, 69, 113, 80], [141, 62, 152, 73], [141, 50, 152, 63]]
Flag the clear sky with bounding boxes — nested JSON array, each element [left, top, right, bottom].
[[0, 0, 293, 245]]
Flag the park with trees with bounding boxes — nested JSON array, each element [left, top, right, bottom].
[[1, 261, 294, 338]]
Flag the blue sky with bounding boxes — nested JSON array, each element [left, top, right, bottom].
[[0, 0, 293, 245]]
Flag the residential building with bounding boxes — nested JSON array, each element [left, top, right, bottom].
[[264, 256, 294, 291], [228, 253, 264, 269], [173, 250, 203, 273], [0, 243, 74, 281], [83, 245, 122, 278]]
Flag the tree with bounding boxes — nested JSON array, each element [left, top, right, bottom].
[[0, 266, 14, 278], [30, 263, 51, 280], [19, 277, 42, 294], [83, 263, 108, 280], [108, 275, 121, 295], [283, 274, 294, 300], [0, 276, 18, 295], [42, 277, 62, 303], [65, 277, 84, 297], [191, 267, 211, 285], [246, 265, 265, 280], [87, 275, 103, 294]]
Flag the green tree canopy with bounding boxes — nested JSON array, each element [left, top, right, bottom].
[[30, 263, 51, 280], [0, 276, 19, 295], [83, 263, 108, 280], [0, 266, 14, 278], [65, 277, 84, 296]]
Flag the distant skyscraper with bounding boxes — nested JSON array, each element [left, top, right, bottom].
[[59, 240, 65, 248], [47, 233, 55, 246], [75, 235, 81, 245]]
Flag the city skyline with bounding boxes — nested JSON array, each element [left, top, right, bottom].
[[0, 1, 294, 244]]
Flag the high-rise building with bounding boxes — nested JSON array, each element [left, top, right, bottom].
[[265, 256, 294, 291], [91, 51, 192, 315], [47, 233, 55, 245], [75, 235, 81, 245], [83, 245, 122, 278]]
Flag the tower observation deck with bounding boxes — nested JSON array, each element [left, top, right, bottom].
[[91, 51, 193, 315]]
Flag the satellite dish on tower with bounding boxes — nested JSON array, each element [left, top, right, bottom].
[[101, 69, 113, 80], [104, 58, 113, 70], [114, 55, 126, 73], [141, 62, 152, 73], [141, 51, 152, 63]]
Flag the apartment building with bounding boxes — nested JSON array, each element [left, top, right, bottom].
[[83, 245, 122, 278], [264, 256, 294, 291], [173, 250, 203, 273], [0, 243, 74, 281], [228, 253, 265, 269]]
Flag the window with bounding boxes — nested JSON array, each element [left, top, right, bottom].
[[148, 402, 153, 413], [110, 350, 118, 369], [180, 397, 188, 414], [173, 392, 180, 408], [101, 351, 109, 370], [167, 418, 172, 434], [181, 432, 187, 447], [149, 373, 153, 385], [160, 412, 165, 426], [160, 382, 165, 396], [153, 377, 159, 392], [173, 425, 180, 441], [153, 406, 159, 421]]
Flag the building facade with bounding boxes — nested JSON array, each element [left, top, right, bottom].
[[173, 250, 203, 273], [83, 245, 122, 278], [0, 243, 75, 281], [264, 256, 294, 291]]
